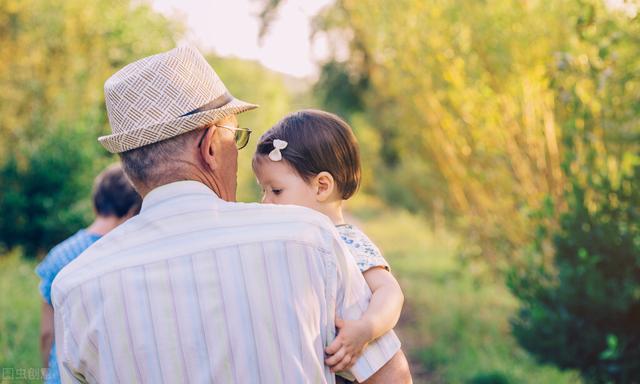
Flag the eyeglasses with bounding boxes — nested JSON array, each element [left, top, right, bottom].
[[197, 124, 252, 150]]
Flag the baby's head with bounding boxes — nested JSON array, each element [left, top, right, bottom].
[[253, 109, 361, 215]]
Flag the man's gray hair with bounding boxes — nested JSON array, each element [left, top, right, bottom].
[[118, 128, 202, 188]]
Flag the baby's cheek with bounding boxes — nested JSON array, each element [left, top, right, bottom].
[[262, 193, 277, 204], [275, 193, 294, 206]]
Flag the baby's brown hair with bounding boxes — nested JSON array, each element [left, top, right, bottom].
[[254, 109, 361, 199]]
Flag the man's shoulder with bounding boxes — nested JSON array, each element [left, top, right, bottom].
[[50, 223, 135, 305], [51, 203, 340, 304], [228, 202, 336, 231]]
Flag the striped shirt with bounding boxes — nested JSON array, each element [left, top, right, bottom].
[[51, 181, 401, 383]]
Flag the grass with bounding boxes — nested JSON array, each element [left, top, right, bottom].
[[0, 197, 583, 384], [0, 251, 41, 383]]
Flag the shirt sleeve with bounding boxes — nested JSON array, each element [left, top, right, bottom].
[[338, 226, 390, 273], [330, 230, 402, 382], [53, 299, 77, 383], [52, 284, 88, 383]]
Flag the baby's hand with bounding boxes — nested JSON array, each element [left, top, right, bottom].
[[324, 317, 373, 373]]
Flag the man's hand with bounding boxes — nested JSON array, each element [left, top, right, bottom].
[[325, 317, 373, 372]]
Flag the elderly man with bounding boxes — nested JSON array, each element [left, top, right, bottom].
[[51, 45, 411, 383]]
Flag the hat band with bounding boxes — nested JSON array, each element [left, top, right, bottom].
[[181, 92, 233, 117]]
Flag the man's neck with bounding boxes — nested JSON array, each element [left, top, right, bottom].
[[136, 163, 234, 202]]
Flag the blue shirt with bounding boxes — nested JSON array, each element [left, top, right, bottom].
[[35, 229, 102, 384]]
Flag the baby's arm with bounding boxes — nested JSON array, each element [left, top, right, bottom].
[[325, 267, 404, 372], [360, 267, 404, 338]]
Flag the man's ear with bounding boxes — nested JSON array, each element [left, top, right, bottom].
[[314, 171, 335, 202], [199, 126, 218, 171]]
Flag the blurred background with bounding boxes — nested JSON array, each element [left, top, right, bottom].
[[0, 0, 638, 383]]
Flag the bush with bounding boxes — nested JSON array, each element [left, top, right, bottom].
[[467, 372, 511, 384], [508, 164, 640, 383], [0, 125, 106, 257]]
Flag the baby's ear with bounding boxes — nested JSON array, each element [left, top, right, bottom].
[[314, 171, 335, 202]]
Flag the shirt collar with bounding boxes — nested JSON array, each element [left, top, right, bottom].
[[140, 180, 222, 212]]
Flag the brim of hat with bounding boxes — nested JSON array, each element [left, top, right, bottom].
[[98, 97, 258, 153]]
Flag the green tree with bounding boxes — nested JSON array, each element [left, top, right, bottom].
[[506, 3, 640, 381], [508, 160, 640, 383], [0, 0, 179, 256]]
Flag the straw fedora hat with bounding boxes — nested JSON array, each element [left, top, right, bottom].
[[99, 45, 258, 153]]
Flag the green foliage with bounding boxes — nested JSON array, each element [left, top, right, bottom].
[[0, 0, 178, 256], [508, 163, 640, 383], [296, 0, 640, 266], [305, 0, 574, 261], [505, 4, 640, 380], [313, 60, 369, 119], [0, 0, 179, 149]]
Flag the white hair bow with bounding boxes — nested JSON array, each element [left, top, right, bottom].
[[268, 139, 288, 161]]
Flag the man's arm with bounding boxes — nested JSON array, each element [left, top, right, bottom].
[[40, 302, 55, 368], [360, 350, 412, 384]]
